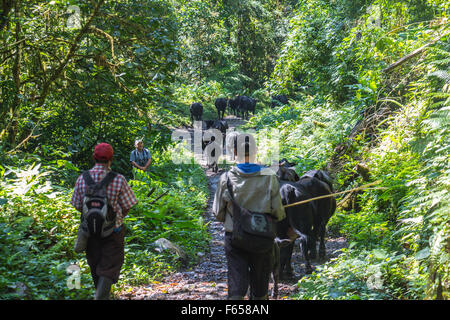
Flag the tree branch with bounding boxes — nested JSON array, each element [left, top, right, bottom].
[[6, 120, 42, 154], [37, 0, 105, 107], [383, 31, 449, 73], [88, 25, 116, 59]]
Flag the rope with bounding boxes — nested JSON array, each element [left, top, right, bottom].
[[283, 180, 384, 209]]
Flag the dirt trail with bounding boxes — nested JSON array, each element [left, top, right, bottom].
[[119, 116, 347, 300]]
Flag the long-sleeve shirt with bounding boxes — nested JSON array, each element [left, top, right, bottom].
[[213, 164, 286, 232]]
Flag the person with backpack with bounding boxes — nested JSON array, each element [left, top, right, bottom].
[[130, 139, 152, 171], [212, 133, 285, 300], [71, 143, 137, 300]]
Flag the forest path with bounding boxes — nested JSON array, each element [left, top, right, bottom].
[[118, 116, 347, 300]]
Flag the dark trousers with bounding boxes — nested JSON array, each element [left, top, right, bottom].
[[86, 227, 125, 288], [224, 232, 273, 299]]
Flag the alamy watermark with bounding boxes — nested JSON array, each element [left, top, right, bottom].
[[66, 264, 81, 290], [367, 4, 381, 28], [66, 5, 81, 29], [366, 265, 384, 290], [170, 121, 281, 173]]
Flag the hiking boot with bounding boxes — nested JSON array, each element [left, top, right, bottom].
[[95, 276, 113, 300]]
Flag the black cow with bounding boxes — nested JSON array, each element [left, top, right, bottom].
[[271, 95, 289, 108], [203, 120, 214, 131], [278, 180, 316, 275], [277, 160, 300, 182], [190, 102, 203, 125], [202, 120, 229, 172], [203, 120, 228, 143], [240, 96, 258, 119], [228, 96, 241, 116], [214, 98, 228, 120], [279, 158, 297, 168], [301, 169, 334, 192], [202, 136, 219, 172], [300, 170, 336, 259], [238, 96, 249, 119], [226, 95, 258, 119], [204, 119, 228, 137], [247, 236, 292, 299], [237, 95, 258, 120], [276, 167, 336, 276]]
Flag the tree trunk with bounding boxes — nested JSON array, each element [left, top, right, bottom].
[[6, 0, 21, 146]]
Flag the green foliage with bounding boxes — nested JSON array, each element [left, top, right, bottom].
[[0, 161, 93, 299], [1, 0, 181, 173], [174, 0, 296, 91], [258, 0, 450, 300], [267, 0, 369, 101], [396, 46, 450, 299], [245, 95, 355, 172], [295, 248, 427, 300]]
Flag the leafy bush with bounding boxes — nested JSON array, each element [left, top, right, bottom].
[[295, 247, 427, 300]]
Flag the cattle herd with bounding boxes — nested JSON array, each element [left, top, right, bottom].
[[189, 94, 290, 125], [191, 94, 285, 172], [190, 95, 289, 170], [191, 94, 334, 298]]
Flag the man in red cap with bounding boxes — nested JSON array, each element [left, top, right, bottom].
[[71, 143, 137, 299]]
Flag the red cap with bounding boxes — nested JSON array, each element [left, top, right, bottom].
[[94, 143, 114, 162]]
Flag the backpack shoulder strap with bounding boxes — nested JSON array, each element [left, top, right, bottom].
[[226, 172, 237, 204], [99, 171, 117, 189], [82, 171, 95, 186]]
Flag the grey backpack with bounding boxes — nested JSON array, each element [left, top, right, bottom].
[[80, 171, 117, 238], [226, 174, 277, 253]]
